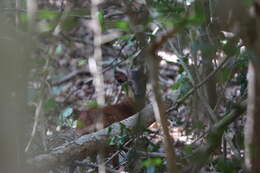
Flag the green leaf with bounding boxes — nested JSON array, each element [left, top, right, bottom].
[[38, 9, 59, 20], [114, 21, 130, 31], [62, 107, 73, 118], [78, 60, 88, 66], [108, 134, 128, 147], [55, 44, 63, 55], [216, 158, 236, 173], [183, 145, 193, 155], [77, 120, 86, 128], [44, 99, 58, 112], [142, 158, 162, 167], [88, 101, 99, 108], [171, 81, 181, 90], [20, 13, 28, 24], [189, 2, 206, 24], [122, 83, 130, 95], [98, 10, 105, 25], [98, 10, 105, 31], [61, 16, 79, 31], [108, 136, 117, 146]]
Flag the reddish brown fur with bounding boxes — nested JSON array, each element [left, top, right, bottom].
[[76, 98, 137, 135]]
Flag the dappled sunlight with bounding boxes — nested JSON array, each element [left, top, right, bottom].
[[158, 51, 179, 63]]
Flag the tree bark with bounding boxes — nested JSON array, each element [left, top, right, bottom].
[[245, 62, 260, 173]]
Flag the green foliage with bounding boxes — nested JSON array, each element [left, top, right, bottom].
[[207, 129, 224, 148], [78, 59, 88, 66], [242, 0, 254, 7], [234, 52, 249, 95], [192, 120, 205, 130], [98, 10, 105, 31], [38, 9, 59, 20], [61, 107, 73, 118], [150, 0, 205, 28], [150, 0, 186, 27], [55, 44, 63, 56], [169, 116, 184, 126], [87, 101, 99, 109], [105, 19, 130, 31], [171, 81, 181, 90], [15, 0, 251, 171], [37, 8, 84, 33], [57, 106, 74, 127], [44, 98, 59, 113], [171, 74, 191, 97], [108, 123, 130, 148], [217, 50, 248, 91], [183, 145, 193, 155], [192, 2, 206, 24], [142, 158, 163, 173], [19, 9, 60, 32], [122, 83, 130, 95], [114, 21, 130, 31], [192, 40, 216, 57], [142, 158, 163, 167], [233, 130, 244, 149], [222, 39, 240, 57], [19, 13, 28, 26], [215, 157, 237, 173], [108, 133, 129, 147], [150, 0, 185, 17], [217, 66, 233, 84], [61, 16, 79, 31], [76, 120, 86, 128]]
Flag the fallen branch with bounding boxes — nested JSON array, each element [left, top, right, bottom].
[[27, 104, 154, 169], [51, 70, 91, 86]]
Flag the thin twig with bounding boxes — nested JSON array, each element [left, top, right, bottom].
[[167, 55, 232, 113], [25, 100, 43, 152], [104, 139, 133, 165], [51, 70, 91, 86]]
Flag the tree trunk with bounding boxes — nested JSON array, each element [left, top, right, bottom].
[[245, 61, 260, 173]]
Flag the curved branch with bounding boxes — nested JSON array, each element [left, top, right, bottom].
[[184, 100, 246, 173], [27, 104, 155, 169]]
